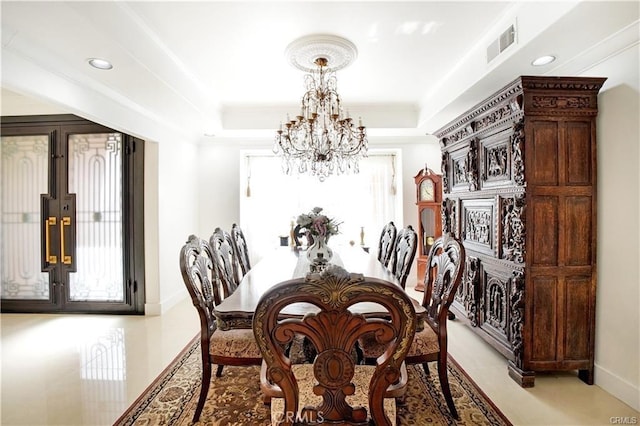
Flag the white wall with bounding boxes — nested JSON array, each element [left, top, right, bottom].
[[147, 139, 200, 315], [143, 141, 160, 313], [197, 142, 244, 238], [375, 137, 443, 231], [585, 45, 639, 410]]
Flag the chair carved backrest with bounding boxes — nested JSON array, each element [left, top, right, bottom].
[[377, 221, 397, 268], [391, 225, 418, 289], [230, 223, 251, 277], [253, 266, 416, 426], [293, 224, 314, 247], [179, 235, 222, 343], [209, 228, 241, 298], [422, 233, 466, 332]]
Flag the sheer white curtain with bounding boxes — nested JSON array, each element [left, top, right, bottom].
[[240, 151, 400, 263]]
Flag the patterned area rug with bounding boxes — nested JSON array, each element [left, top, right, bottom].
[[114, 336, 511, 425]]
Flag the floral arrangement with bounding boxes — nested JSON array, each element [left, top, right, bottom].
[[297, 207, 340, 238]]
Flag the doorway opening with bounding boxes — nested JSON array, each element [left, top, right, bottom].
[[1, 115, 145, 314]]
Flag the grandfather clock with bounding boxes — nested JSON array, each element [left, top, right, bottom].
[[414, 168, 442, 290]]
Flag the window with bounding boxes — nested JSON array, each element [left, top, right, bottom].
[[240, 151, 402, 262]]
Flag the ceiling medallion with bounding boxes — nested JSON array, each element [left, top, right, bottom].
[[274, 34, 367, 181], [285, 34, 358, 73]]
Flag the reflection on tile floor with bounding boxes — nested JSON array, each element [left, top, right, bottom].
[[1, 301, 198, 426]]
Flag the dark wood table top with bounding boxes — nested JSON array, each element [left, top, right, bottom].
[[213, 245, 425, 330]]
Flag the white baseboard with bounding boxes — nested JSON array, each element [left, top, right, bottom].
[[596, 363, 640, 411], [144, 302, 162, 316], [144, 290, 188, 316]]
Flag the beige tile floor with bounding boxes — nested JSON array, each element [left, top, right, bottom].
[[1, 278, 637, 426]]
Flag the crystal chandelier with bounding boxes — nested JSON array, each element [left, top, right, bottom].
[[274, 38, 368, 182]]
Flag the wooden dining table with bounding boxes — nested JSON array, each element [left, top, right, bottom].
[[213, 244, 426, 331]]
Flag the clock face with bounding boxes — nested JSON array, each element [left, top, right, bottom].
[[419, 179, 435, 201]]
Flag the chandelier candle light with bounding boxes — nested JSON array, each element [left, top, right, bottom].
[[274, 35, 368, 181]]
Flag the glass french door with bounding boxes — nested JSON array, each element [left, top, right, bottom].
[[0, 115, 144, 313]]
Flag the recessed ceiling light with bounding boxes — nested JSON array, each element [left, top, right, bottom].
[[87, 58, 113, 70], [531, 55, 556, 66]]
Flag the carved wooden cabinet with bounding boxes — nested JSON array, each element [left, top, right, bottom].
[[435, 76, 606, 387]]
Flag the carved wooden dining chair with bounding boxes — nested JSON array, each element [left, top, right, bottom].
[[253, 265, 416, 426], [377, 221, 397, 268], [210, 227, 242, 297], [230, 223, 251, 278], [359, 233, 465, 419], [180, 234, 262, 423], [293, 224, 314, 247], [390, 225, 418, 289]]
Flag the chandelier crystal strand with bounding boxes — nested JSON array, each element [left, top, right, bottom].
[[274, 57, 368, 181]]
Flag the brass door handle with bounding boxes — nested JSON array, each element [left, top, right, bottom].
[[60, 216, 72, 265], [45, 216, 58, 264]]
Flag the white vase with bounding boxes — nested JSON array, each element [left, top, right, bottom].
[[306, 235, 333, 265]]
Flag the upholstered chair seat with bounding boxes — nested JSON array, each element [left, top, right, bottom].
[[209, 328, 263, 359], [270, 364, 398, 426], [360, 321, 439, 360], [407, 326, 441, 358]]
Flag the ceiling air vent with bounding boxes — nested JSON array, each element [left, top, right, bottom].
[[486, 24, 516, 63]]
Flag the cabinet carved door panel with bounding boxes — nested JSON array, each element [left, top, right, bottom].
[[453, 255, 480, 326], [480, 129, 513, 189], [448, 143, 475, 192], [479, 263, 517, 354], [461, 198, 495, 257]]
